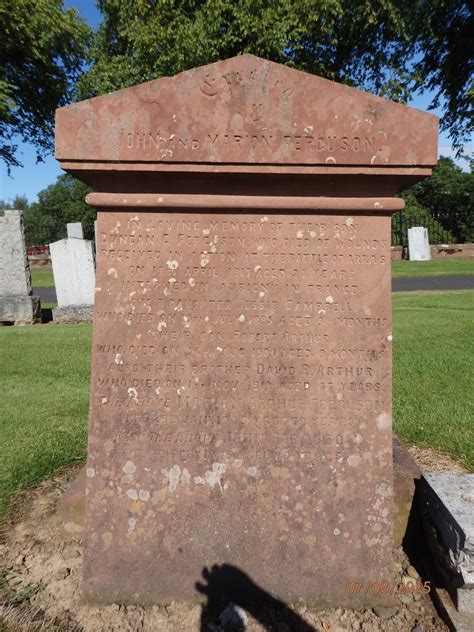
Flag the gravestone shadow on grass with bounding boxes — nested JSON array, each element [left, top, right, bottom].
[[196, 564, 316, 631]]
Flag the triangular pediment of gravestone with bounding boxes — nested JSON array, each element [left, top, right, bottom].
[[56, 54, 437, 167]]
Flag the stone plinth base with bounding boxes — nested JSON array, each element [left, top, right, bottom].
[[0, 295, 41, 324], [53, 305, 93, 323]]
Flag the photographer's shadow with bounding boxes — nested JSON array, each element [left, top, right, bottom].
[[196, 563, 316, 631]]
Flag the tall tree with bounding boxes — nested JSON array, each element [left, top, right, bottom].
[[402, 156, 474, 242], [77, 0, 473, 154], [0, 0, 91, 170], [31, 174, 96, 242]]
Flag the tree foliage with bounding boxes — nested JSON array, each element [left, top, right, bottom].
[[1, 176, 95, 245], [0, 0, 91, 170], [77, 0, 473, 153], [401, 157, 474, 243]]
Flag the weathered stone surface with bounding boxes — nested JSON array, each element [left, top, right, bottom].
[[85, 210, 397, 606], [420, 474, 474, 590], [0, 209, 41, 324], [67, 222, 84, 239], [54, 55, 438, 607], [392, 435, 421, 547], [431, 587, 474, 632], [0, 295, 41, 324], [408, 227, 431, 261], [50, 238, 95, 322], [52, 304, 94, 324], [56, 54, 437, 169]]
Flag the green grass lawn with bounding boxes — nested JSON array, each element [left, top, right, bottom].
[[392, 291, 473, 468], [391, 258, 474, 278], [0, 291, 473, 521], [30, 267, 54, 287], [0, 324, 92, 520]]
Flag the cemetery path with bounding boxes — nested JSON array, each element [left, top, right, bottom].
[[392, 275, 474, 292]]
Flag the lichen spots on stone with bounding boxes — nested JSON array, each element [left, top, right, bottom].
[[123, 461, 136, 475], [127, 489, 138, 501], [128, 518, 136, 533], [115, 353, 123, 365], [188, 277, 196, 287], [325, 156, 336, 164], [387, 334, 393, 342], [157, 319, 167, 332], [374, 201, 383, 209], [233, 459, 243, 469], [205, 463, 227, 490], [254, 265, 261, 273], [127, 387, 138, 400], [177, 386, 185, 396], [345, 217, 354, 227], [101, 396, 108, 405], [166, 259, 179, 271], [325, 296, 335, 304], [347, 455, 361, 468], [161, 465, 181, 493], [139, 490, 150, 501], [86, 468, 96, 478], [107, 268, 118, 278], [376, 412, 391, 430], [334, 528, 341, 536], [102, 532, 113, 549], [202, 228, 210, 236], [296, 230, 304, 239], [200, 256, 210, 268], [246, 466, 258, 477], [260, 216, 268, 223], [238, 314, 245, 323]]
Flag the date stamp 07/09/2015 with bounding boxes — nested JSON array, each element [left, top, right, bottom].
[[345, 579, 431, 596]]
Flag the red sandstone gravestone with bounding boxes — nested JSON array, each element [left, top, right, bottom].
[[55, 55, 437, 606]]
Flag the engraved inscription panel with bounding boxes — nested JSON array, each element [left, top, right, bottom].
[[84, 211, 394, 604], [56, 55, 438, 167]]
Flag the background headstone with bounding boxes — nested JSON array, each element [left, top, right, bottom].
[[55, 55, 438, 606], [408, 227, 431, 261], [50, 238, 95, 323], [67, 222, 84, 239], [0, 209, 41, 324]]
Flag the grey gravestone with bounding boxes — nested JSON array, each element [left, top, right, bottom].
[[408, 227, 431, 261], [420, 473, 474, 631], [67, 222, 84, 239], [50, 237, 95, 323], [0, 210, 41, 324]]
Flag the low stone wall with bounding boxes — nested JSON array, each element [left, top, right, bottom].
[[391, 243, 474, 261], [28, 256, 51, 268], [430, 243, 474, 259], [391, 246, 404, 260]]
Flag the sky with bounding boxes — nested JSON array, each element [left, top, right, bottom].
[[0, 1, 471, 204]]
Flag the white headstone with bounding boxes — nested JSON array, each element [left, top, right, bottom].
[[67, 222, 84, 239], [0, 209, 41, 323], [50, 238, 95, 322], [408, 226, 431, 261]]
